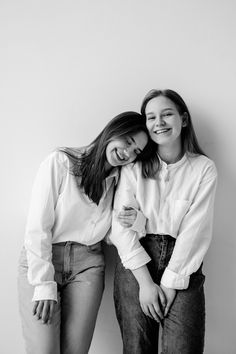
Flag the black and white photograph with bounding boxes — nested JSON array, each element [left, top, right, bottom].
[[1, 1, 235, 353]]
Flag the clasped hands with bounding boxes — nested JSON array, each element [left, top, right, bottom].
[[117, 206, 176, 322], [139, 283, 176, 323]]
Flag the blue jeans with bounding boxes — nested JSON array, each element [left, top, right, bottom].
[[18, 241, 105, 354], [113, 234, 205, 354]]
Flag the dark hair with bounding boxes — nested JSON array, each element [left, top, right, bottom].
[[59, 111, 153, 204], [140, 89, 206, 177]]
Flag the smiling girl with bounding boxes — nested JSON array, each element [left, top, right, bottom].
[[17, 111, 153, 354], [111, 90, 217, 354]]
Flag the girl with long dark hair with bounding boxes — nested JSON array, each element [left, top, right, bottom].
[[18, 111, 153, 354]]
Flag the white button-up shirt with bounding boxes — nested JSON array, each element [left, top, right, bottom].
[[110, 153, 217, 289], [24, 151, 119, 301]]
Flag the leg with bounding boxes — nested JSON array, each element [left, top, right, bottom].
[[17, 248, 60, 354], [60, 243, 105, 354], [114, 260, 159, 354], [162, 270, 205, 354]]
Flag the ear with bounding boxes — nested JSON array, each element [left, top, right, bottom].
[[182, 112, 188, 127]]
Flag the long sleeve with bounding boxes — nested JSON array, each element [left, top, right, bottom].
[[110, 166, 151, 268], [161, 162, 217, 289], [24, 152, 65, 302]]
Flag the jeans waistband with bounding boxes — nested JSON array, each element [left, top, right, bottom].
[[53, 241, 86, 247]]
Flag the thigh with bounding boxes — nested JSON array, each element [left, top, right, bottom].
[[114, 260, 159, 354], [17, 248, 61, 354], [60, 247, 105, 354], [162, 271, 206, 354]]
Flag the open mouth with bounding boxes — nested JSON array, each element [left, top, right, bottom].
[[154, 128, 171, 135], [115, 149, 127, 162]]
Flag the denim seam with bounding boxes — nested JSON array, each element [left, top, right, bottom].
[[158, 236, 168, 269]]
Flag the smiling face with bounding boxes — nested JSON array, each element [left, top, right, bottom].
[[105, 130, 148, 168], [145, 96, 187, 151]]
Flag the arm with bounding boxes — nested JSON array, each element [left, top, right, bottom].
[[25, 152, 65, 305], [110, 166, 165, 320], [110, 165, 150, 269], [117, 206, 146, 235], [132, 266, 166, 322], [161, 162, 218, 292]]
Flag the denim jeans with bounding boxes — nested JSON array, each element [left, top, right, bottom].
[[113, 234, 205, 354], [18, 241, 105, 354]]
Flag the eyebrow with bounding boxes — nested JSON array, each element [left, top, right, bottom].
[[131, 136, 143, 152], [162, 108, 174, 112], [146, 108, 174, 115]]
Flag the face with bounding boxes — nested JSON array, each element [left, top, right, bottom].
[[145, 96, 186, 149], [105, 130, 148, 168]]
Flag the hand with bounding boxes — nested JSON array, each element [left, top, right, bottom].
[[139, 282, 166, 322], [160, 284, 176, 317], [32, 300, 56, 325], [117, 206, 137, 228]]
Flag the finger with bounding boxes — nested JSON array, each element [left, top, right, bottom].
[[152, 302, 164, 321], [158, 289, 167, 309], [148, 304, 161, 322], [118, 215, 134, 222], [36, 301, 44, 320], [120, 222, 132, 228], [41, 301, 50, 324], [32, 301, 39, 315], [47, 301, 55, 325], [122, 210, 135, 216], [141, 304, 152, 319], [164, 303, 170, 317], [118, 220, 132, 227], [122, 206, 133, 210]]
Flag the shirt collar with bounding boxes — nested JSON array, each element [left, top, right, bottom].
[[105, 167, 120, 185], [158, 153, 187, 169]]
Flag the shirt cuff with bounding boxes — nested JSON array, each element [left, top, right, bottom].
[[122, 247, 151, 269], [161, 268, 190, 290], [130, 209, 146, 236], [32, 282, 58, 302]]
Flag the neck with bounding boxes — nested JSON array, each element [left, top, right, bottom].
[[104, 161, 114, 175], [158, 144, 183, 165]]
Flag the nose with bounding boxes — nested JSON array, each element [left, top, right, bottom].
[[154, 115, 165, 126], [123, 148, 130, 158], [123, 147, 136, 160]]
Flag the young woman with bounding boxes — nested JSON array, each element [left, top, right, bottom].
[[111, 90, 217, 354], [17, 111, 154, 354]]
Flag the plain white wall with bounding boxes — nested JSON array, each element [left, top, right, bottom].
[[1, 0, 235, 353]]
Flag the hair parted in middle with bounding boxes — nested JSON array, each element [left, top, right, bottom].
[[140, 88, 206, 178]]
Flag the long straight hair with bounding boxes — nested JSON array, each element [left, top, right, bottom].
[[59, 112, 154, 204], [140, 89, 206, 177]]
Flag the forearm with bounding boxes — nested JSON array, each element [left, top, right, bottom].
[[132, 265, 155, 288]]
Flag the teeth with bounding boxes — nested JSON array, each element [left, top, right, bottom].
[[154, 129, 169, 134], [116, 150, 125, 161]]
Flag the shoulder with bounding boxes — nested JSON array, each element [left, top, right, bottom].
[[38, 149, 78, 174], [186, 154, 217, 181], [120, 161, 142, 179]]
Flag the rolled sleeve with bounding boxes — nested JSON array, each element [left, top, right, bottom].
[[122, 246, 151, 269], [32, 282, 58, 302], [130, 209, 146, 236], [161, 162, 217, 289], [161, 268, 190, 289]]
